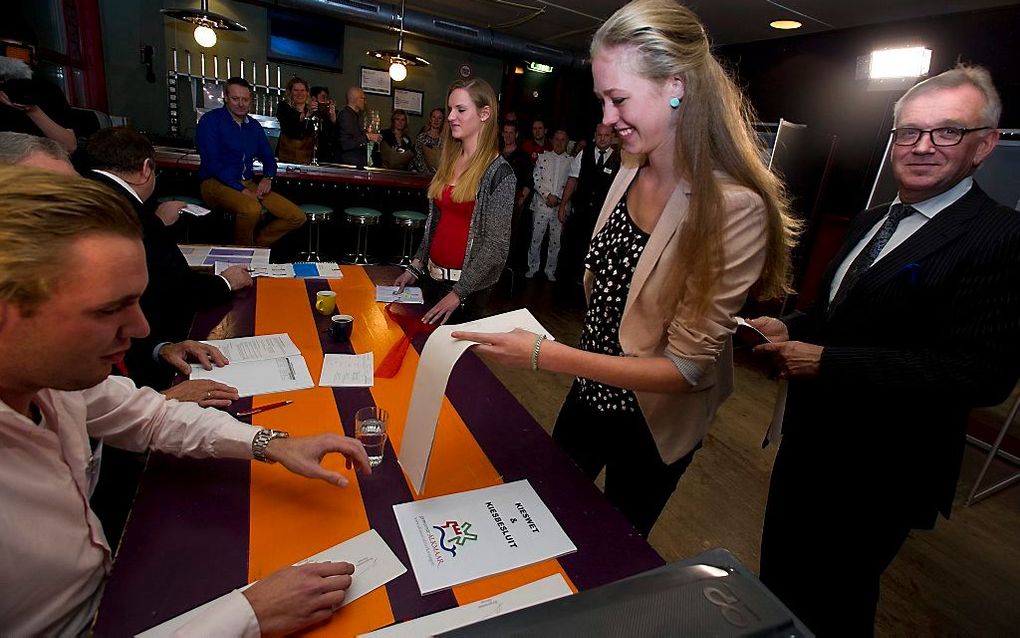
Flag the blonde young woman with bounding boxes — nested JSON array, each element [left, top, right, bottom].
[[275, 77, 315, 163], [454, 0, 798, 536], [412, 107, 445, 175], [395, 78, 516, 325]]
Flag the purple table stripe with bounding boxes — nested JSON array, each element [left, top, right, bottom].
[[93, 456, 251, 635], [304, 280, 459, 622]]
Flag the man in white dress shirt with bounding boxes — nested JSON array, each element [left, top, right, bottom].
[[526, 129, 573, 281], [0, 165, 371, 636]]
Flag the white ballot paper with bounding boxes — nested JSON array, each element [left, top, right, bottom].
[[359, 574, 572, 637], [320, 353, 375, 387], [393, 480, 576, 595], [376, 285, 424, 304], [178, 245, 270, 270], [399, 309, 553, 495], [137, 529, 406, 637], [190, 333, 313, 397]]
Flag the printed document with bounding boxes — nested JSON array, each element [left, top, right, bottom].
[[393, 480, 576, 595], [319, 353, 375, 387], [190, 333, 312, 397], [375, 285, 424, 304]]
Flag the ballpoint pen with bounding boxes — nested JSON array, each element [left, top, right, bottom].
[[237, 400, 293, 417]]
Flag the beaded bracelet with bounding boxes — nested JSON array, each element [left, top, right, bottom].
[[531, 334, 547, 371]]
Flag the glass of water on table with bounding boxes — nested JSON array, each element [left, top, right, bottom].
[[355, 407, 389, 467]]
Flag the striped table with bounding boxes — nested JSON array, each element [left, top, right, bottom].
[[94, 266, 663, 636]]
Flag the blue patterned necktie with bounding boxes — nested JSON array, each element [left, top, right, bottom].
[[829, 203, 917, 312]]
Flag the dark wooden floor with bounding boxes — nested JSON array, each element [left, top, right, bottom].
[[482, 274, 1020, 637]]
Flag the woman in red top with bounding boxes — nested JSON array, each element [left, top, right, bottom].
[[395, 78, 516, 325]]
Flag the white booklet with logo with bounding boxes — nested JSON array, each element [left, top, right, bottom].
[[393, 480, 576, 595]]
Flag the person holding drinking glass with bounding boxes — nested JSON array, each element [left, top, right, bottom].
[[452, 0, 799, 537], [394, 78, 515, 325]]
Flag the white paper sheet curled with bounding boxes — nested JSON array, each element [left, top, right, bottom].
[[398, 309, 554, 495]]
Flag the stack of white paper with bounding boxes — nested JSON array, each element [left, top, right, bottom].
[[375, 285, 424, 304], [393, 480, 576, 595], [190, 333, 314, 397], [358, 574, 573, 637]]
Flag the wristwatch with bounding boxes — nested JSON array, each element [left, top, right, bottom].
[[252, 428, 289, 463]]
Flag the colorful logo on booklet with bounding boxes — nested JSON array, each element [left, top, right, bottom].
[[432, 520, 479, 557]]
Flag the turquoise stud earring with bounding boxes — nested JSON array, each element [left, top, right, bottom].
[[669, 96, 681, 109]]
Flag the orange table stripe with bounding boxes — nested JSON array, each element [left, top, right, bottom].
[[333, 268, 577, 606], [248, 277, 394, 636]]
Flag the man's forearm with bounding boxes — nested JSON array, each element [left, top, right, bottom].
[[28, 109, 76, 152]]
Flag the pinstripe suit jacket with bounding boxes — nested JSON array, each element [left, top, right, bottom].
[[780, 184, 1020, 526]]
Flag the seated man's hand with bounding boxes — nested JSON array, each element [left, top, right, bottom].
[[160, 340, 229, 375], [162, 379, 239, 408], [745, 316, 790, 343], [265, 433, 372, 486], [255, 178, 273, 198], [153, 200, 185, 227], [242, 561, 355, 635], [221, 264, 254, 290]]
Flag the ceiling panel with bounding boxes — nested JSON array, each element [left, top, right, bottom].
[[402, 0, 1020, 52]]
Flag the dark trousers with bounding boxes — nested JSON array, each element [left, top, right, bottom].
[[552, 381, 698, 537], [759, 436, 912, 637]]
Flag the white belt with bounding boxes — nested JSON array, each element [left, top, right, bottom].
[[428, 259, 462, 282]]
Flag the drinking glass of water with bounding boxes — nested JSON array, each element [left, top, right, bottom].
[[355, 406, 389, 468]]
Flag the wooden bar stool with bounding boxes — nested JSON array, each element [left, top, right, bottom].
[[297, 204, 334, 262], [342, 207, 383, 265], [390, 209, 427, 266]]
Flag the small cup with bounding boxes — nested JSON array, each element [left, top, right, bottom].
[[330, 314, 354, 341], [315, 290, 337, 315], [355, 406, 389, 468]]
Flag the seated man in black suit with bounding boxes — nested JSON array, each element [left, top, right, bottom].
[[748, 64, 1020, 636], [84, 126, 253, 398]]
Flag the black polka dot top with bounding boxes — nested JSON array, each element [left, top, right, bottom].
[[577, 193, 650, 412]]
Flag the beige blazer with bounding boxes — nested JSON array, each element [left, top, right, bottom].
[[583, 160, 768, 464]]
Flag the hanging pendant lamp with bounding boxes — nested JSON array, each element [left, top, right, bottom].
[[366, 0, 430, 81], [161, 0, 247, 49]]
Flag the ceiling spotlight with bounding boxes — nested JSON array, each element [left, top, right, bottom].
[[770, 20, 802, 30], [366, 0, 429, 80], [162, 1, 246, 49], [193, 25, 217, 48], [389, 60, 408, 82]]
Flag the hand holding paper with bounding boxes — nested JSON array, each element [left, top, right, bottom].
[[243, 561, 354, 635], [450, 327, 547, 370]]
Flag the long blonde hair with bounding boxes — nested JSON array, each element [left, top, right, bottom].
[[427, 78, 500, 202], [285, 76, 311, 113], [593, 0, 799, 315]]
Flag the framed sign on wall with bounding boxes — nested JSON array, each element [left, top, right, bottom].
[[361, 66, 391, 96], [393, 88, 424, 116]]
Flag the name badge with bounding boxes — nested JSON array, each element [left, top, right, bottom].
[[603, 166, 614, 175]]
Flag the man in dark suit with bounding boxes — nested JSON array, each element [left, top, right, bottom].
[[84, 127, 252, 396], [748, 65, 1020, 636], [336, 86, 381, 166], [558, 123, 621, 283]]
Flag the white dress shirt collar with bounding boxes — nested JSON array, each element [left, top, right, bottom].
[[91, 170, 145, 204], [891, 176, 974, 221]]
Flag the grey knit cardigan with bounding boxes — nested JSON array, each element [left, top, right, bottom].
[[412, 155, 516, 300]]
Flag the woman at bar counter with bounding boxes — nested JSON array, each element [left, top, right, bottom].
[[275, 76, 315, 163], [411, 107, 445, 175], [377, 109, 415, 170], [452, 0, 798, 537], [394, 78, 515, 325]]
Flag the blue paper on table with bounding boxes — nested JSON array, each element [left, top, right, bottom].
[[292, 263, 320, 277]]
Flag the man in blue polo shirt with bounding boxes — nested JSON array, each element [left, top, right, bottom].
[[197, 77, 305, 247]]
